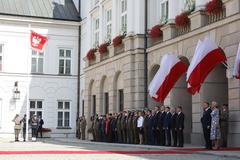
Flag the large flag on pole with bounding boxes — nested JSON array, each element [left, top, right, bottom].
[[186, 38, 227, 94], [148, 54, 188, 103], [30, 31, 48, 52], [233, 43, 240, 79]]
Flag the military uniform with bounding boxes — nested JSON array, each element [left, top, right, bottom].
[[132, 114, 139, 144], [80, 117, 87, 140], [116, 114, 122, 143], [12, 115, 21, 141], [120, 115, 127, 143]]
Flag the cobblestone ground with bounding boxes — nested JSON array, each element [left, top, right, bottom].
[[0, 138, 239, 160]]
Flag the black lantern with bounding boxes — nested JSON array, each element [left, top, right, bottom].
[[13, 81, 20, 100]]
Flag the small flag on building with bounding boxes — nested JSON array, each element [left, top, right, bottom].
[[30, 31, 48, 52], [148, 54, 188, 103], [233, 43, 240, 79], [186, 38, 227, 95]]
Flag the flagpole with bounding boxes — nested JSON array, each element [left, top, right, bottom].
[[26, 24, 31, 141]]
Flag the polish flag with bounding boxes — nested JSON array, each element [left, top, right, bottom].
[[30, 31, 48, 52], [186, 38, 227, 94], [148, 54, 188, 103], [233, 43, 240, 79]]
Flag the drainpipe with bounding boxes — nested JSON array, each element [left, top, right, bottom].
[[77, 0, 82, 118], [144, 0, 148, 109]]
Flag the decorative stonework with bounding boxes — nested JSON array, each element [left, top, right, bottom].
[[189, 10, 208, 30], [223, 0, 240, 16], [161, 23, 177, 41]]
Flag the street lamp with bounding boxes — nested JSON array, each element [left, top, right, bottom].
[[13, 81, 20, 100]]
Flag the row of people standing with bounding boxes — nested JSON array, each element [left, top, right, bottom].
[[89, 106, 185, 147], [12, 114, 44, 142], [201, 102, 228, 150]]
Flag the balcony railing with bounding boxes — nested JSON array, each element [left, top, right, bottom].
[[208, 8, 226, 24]]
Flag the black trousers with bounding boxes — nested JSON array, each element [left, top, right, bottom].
[[160, 129, 166, 146], [171, 129, 177, 147], [203, 128, 212, 149], [23, 128, 26, 141], [38, 127, 43, 138], [154, 129, 160, 145], [177, 129, 184, 147], [165, 129, 171, 146], [147, 129, 154, 145]]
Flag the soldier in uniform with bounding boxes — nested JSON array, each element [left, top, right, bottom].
[[220, 104, 228, 148], [133, 111, 139, 144], [121, 111, 127, 143], [116, 113, 122, 143], [80, 116, 87, 140], [126, 111, 133, 144], [12, 114, 21, 142], [93, 115, 99, 141], [76, 117, 81, 139]]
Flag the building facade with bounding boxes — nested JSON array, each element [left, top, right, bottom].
[[0, 0, 80, 138], [81, 0, 240, 147]]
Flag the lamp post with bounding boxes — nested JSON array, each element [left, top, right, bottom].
[[144, 0, 148, 109], [13, 81, 20, 100]]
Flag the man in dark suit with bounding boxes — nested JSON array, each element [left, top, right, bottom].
[[170, 107, 178, 147], [176, 106, 184, 147], [163, 107, 172, 146], [201, 102, 212, 150], [153, 106, 161, 145], [147, 110, 154, 145], [158, 106, 166, 146]]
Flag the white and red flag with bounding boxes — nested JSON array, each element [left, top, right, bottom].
[[186, 38, 227, 94], [233, 43, 240, 79], [30, 31, 48, 52], [148, 54, 188, 103]]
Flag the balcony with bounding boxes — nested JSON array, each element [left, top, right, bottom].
[[85, 0, 239, 68]]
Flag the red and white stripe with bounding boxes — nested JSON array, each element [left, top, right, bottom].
[[186, 38, 227, 94], [233, 43, 240, 79], [148, 54, 188, 103]]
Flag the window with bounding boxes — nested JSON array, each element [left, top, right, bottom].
[[29, 100, 43, 118], [119, 89, 124, 112], [106, 9, 112, 40], [120, 0, 127, 32], [31, 50, 44, 73], [93, 18, 100, 47], [0, 45, 2, 72], [57, 101, 70, 127], [104, 92, 109, 114], [59, 49, 71, 75], [161, 0, 169, 23], [92, 95, 96, 116]]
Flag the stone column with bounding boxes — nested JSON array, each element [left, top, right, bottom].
[[195, 0, 208, 11]]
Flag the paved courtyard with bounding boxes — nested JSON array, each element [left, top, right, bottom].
[[0, 138, 239, 160]]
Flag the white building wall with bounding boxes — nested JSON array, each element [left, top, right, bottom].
[[0, 18, 79, 138]]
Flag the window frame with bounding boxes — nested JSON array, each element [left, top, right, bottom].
[[58, 48, 72, 75], [31, 50, 44, 74], [120, 0, 127, 32], [57, 100, 71, 128], [93, 18, 100, 47], [160, 0, 169, 23], [106, 8, 112, 40], [29, 100, 43, 119]]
